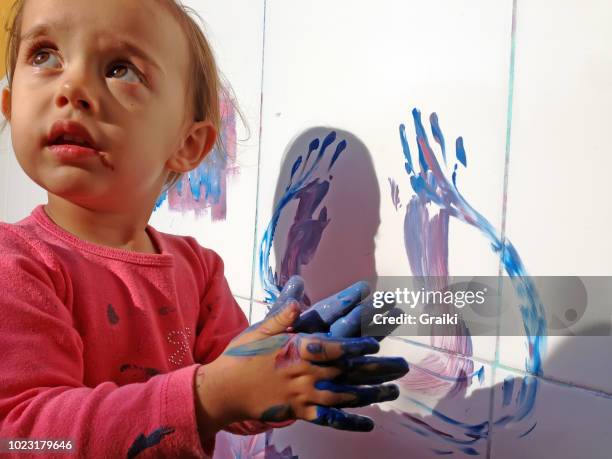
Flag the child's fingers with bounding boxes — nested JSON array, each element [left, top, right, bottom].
[[268, 276, 305, 316], [253, 299, 301, 338], [298, 335, 379, 362], [313, 381, 400, 408], [304, 406, 374, 432], [327, 303, 365, 338], [316, 356, 409, 385], [310, 363, 343, 381], [293, 281, 370, 333]]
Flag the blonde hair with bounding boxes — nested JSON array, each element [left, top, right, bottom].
[[2, 0, 240, 194]]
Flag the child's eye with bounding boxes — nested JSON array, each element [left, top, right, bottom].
[[106, 63, 142, 84], [31, 49, 61, 69]]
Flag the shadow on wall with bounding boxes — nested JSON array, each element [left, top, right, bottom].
[[261, 130, 612, 457], [267, 326, 612, 459], [271, 127, 381, 305]]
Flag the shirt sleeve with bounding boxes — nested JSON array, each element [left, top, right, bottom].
[[191, 247, 295, 442], [0, 229, 207, 459]]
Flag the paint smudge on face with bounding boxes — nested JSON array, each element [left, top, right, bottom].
[[391, 108, 546, 453], [98, 153, 115, 171], [153, 92, 238, 220], [259, 132, 347, 303], [127, 426, 174, 459], [107, 303, 119, 325]]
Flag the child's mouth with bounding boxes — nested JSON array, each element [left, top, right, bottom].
[[47, 120, 100, 161], [50, 135, 93, 148]]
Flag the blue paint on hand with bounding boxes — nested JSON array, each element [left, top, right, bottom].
[[314, 380, 400, 408], [310, 406, 374, 432], [225, 335, 291, 357], [339, 336, 379, 357], [293, 281, 370, 333]]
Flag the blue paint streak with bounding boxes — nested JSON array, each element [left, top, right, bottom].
[[412, 109, 431, 173], [430, 112, 446, 164], [258, 132, 347, 303], [225, 335, 290, 357], [404, 396, 489, 439], [400, 124, 414, 174], [502, 376, 515, 406], [154, 146, 228, 209], [289, 156, 303, 185], [456, 137, 467, 167], [328, 139, 347, 171], [395, 107, 547, 453], [406, 360, 485, 383], [519, 422, 537, 438]]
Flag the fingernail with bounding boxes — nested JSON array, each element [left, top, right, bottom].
[[380, 384, 400, 401], [307, 342, 323, 354]]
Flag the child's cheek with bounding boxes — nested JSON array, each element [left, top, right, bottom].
[[108, 81, 148, 110]]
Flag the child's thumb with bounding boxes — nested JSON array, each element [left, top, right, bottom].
[[257, 299, 300, 337]]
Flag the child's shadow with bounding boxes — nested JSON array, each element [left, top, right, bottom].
[[269, 126, 380, 305], [215, 127, 381, 458]]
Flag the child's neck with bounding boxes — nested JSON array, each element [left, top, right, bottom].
[[44, 196, 160, 254]]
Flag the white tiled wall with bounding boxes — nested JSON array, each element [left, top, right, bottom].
[[2, 1, 611, 458]]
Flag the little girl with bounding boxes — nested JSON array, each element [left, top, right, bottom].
[[0, 1, 407, 458]]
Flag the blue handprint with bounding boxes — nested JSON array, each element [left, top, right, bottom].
[[390, 108, 547, 453]]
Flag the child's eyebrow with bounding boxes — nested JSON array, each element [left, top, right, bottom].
[[20, 22, 59, 42], [107, 39, 162, 72]]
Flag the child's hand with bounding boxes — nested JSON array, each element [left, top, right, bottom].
[[195, 298, 405, 438], [276, 275, 404, 339]]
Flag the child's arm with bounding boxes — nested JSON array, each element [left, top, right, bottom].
[[0, 231, 209, 458]]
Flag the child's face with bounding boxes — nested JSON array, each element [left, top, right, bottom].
[[2, 0, 196, 211]]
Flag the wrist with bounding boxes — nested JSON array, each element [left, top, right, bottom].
[[194, 361, 239, 440]]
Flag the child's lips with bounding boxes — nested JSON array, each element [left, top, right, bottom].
[[46, 119, 102, 161], [47, 120, 99, 150], [47, 144, 99, 161]]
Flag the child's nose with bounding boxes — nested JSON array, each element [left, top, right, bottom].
[[55, 70, 97, 113]]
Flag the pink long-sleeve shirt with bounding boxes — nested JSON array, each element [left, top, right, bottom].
[[0, 204, 274, 458]]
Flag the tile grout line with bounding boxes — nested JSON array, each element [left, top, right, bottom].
[[487, 0, 519, 457], [247, 0, 268, 324], [493, 362, 612, 399], [390, 336, 612, 399]]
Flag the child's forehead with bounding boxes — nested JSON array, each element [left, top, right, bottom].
[[20, 0, 188, 62]]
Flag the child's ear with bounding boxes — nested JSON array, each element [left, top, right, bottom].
[[166, 120, 217, 173], [2, 87, 11, 121]]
